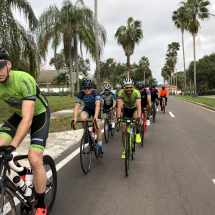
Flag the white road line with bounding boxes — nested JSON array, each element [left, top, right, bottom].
[[169, 112, 175, 118], [212, 179, 215, 185], [3, 129, 105, 211]]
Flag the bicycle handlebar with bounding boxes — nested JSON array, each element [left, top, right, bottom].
[[71, 118, 98, 130]]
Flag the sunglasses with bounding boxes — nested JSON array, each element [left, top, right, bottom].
[[83, 87, 92, 90], [105, 89, 110, 91], [0, 61, 7, 70], [124, 87, 133, 90]]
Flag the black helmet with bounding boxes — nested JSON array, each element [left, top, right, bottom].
[[81, 79, 93, 88], [151, 84, 156, 88], [0, 47, 9, 60], [136, 82, 144, 89], [162, 85, 165, 89]]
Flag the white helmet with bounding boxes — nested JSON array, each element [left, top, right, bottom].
[[123, 78, 134, 86], [115, 84, 121, 88], [104, 83, 112, 90]]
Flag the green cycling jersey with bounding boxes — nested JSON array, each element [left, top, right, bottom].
[[0, 70, 49, 117], [117, 89, 141, 109]]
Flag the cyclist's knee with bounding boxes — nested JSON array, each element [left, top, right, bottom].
[[28, 150, 43, 172]]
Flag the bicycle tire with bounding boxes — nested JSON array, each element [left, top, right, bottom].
[[110, 124, 114, 137], [164, 108, 165, 114], [125, 133, 130, 176], [80, 133, 91, 174], [141, 125, 144, 147], [43, 155, 57, 215], [0, 190, 16, 215], [132, 133, 135, 160], [153, 103, 155, 122], [93, 138, 98, 159], [104, 119, 109, 143]]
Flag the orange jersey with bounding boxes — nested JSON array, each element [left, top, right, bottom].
[[158, 88, 168, 97]]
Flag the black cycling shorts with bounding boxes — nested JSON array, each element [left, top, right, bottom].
[[123, 107, 137, 119], [103, 104, 113, 113], [0, 110, 50, 152], [141, 101, 148, 108], [82, 106, 102, 121]]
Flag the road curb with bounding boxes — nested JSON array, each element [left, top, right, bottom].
[[174, 97, 215, 111]]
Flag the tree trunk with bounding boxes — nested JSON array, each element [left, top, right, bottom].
[[127, 55, 130, 79], [168, 77, 170, 94], [182, 30, 186, 96], [193, 33, 197, 96], [74, 32, 80, 92], [190, 79, 191, 94], [163, 78, 165, 86], [69, 45, 74, 97], [54, 47, 59, 75], [95, 0, 100, 90], [144, 69, 145, 85], [170, 69, 172, 95], [176, 70, 177, 95]]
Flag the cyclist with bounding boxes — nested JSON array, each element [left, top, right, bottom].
[[150, 84, 159, 113], [100, 84, 116, 129], [0, 47, 50, 215], [136, 82, 151, 126], [114, 78, 143, 158], [72, 79, 103, 158], [158, 85, 168, 111]]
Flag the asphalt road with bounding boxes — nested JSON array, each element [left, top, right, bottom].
[[20, 97, 215, 214]]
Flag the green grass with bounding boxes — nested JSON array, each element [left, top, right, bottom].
[[0, 96, 82, 123], [49, 112, 83, 133], [175, 95, 215, 107]]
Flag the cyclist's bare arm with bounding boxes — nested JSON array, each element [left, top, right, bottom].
[[94, 100, 101, 121], [116, 99, 123, 118], [72, 103, 81, 123], [10, 100, 35, 149], [147, 97, 151, 107], [136, 99, 142, 118], [112, 100, 116, 109]]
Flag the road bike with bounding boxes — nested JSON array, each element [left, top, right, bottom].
[[151, 101, 156, 122], [119, 119, 137, 176], [72, 119, 99, 174], [140, 108, 150, 147], [102, 109, 115, 143], [0, 151, 57, 215], [160, 96, 166, 114]]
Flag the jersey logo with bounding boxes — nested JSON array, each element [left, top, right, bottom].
[[22, 79, 31, 94]]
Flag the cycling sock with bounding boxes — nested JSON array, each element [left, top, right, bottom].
[[36, 192, 46, 209], [98, 141, 102, 151], [136, 129, 140, 134], [17, 163, 28, 176], [147, 117, 149, 120]]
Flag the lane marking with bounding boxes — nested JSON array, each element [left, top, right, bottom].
[[4, 129, 105, 210], [169, 112, 175, 117], [212, 179, 215, 185], [176, 98, 215, 113]]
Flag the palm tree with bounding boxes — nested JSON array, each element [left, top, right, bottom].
[[115, 17, 143, 78], [139, 56, 149, 84], [166, 42, 180, 94], [161, 66, 169, 86], [0, 0, 39, 78], [180, 0, 210, 95], [172, 6, 188, 95]]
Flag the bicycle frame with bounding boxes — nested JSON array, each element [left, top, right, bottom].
[[0, 154, 33, 213]]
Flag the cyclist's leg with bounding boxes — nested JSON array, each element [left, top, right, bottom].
[[146, 104, 151, 119], [80, 106, 90, 128], [165, 97, 167, 105], [29, 110, 50, 209], [160, 97, 163, 109]]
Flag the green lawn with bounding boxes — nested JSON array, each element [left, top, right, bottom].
[[0, 96, 80, 123], [175, 95, 215, 107]]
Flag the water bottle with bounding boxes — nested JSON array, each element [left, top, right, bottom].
[[130, 127, 133, 138], [25, 173, 33, 197], [13, 176, 27, 193], [90, 131, 95, 139]]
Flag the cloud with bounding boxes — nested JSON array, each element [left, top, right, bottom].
[[22, 0, 215, 83]]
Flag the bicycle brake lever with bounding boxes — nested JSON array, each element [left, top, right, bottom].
[[4, 162, 11, 175], [71, 120, 76, 130], [93, 118, 98, 130]]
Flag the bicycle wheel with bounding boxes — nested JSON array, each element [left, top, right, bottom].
[[125, 133, 130, 176], [110, 123, 114, 137], [43, 155, 57, 215], [141, 125, 144, 147], [93, 138, 98, 159], [104, 118, 109, 143], [0, 190, 16, 215], [80, 133, 92, 174], [132, 134, 135, 160]]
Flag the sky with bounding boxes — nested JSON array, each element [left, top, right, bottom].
[[16, 0, 215, 84]]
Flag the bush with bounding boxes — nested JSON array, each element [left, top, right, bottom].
[[199, 90, 215, 96], [42, 91, 77, 97]]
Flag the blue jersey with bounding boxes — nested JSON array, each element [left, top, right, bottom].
[[76, 89, 101, 109], [100, 91, 116, 106]]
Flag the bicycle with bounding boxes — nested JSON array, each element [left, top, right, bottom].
[[160, 96, 166, 114], [119, 118, 137, 176], [151, 101, 156, 122], [0, 151, 57, 215], [72, 119, 99, 174], [102, 108, 115, 143]]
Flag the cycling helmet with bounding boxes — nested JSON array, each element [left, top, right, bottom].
[[123, 78, 134, 86], [162, 85, 165, 89], [115, 84, 121, 89], [136, 82, 144, 89], [104, 83, 111, 90], [151, 84, 156, 88], [0, 47, 9, 60], [81, 79, 93, 88]]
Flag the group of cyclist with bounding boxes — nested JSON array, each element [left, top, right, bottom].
[[0, 46, 168, 215]]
